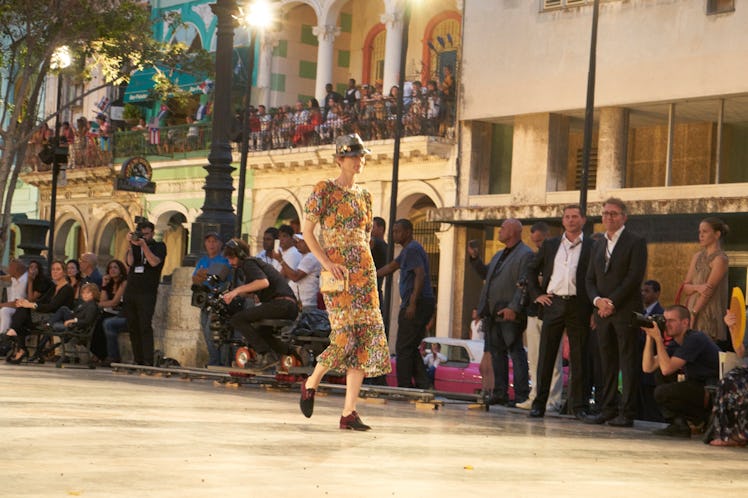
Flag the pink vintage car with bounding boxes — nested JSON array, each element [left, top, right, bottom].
[[386, 336, 570, 400]]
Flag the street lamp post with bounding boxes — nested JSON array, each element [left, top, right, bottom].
[[184, 0, 240, 263], [578, 0, 600, 217], [48, 45, 71, 267], [235, 0, 274, 238], [382, 3, 412, 332]]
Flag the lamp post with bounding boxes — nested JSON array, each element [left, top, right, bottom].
[[47, 45, 71, 267], [382, 2, 412, 332], [184, 0, 240, 263], [235, 0, 274, 238], [578, 0, 600, 217]]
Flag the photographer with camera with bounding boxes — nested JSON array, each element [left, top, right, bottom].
[[124, 218, 166, 366], [192, 232, 229, 366], [222, 238, 298, 370], [642, 304, 720, 438]]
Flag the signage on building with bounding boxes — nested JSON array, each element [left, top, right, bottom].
[[115, 156, 156, 193]]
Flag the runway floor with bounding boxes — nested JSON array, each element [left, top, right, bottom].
[[1, 363, 747, 497]]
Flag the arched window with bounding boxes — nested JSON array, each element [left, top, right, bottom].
[[363, 24, 386, 86], [422, 12, 461, 83]]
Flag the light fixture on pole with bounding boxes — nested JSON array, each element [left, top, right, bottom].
[[47, 45, 71, 267], [235, 0, 275, 238], [578, 0, 600, 218]]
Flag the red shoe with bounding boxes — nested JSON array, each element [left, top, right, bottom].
[[300, 380, 315, 418], [339, 411, 371, 431]]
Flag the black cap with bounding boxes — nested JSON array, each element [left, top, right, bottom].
[[204, 231, 221, 241]]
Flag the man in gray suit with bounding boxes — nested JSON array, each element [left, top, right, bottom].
[[469, 219, 533, 405]]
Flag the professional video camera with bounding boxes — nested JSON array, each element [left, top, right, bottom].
[[190, 263, 242, 347], [130, 215, 149, 242], [632, 311, 667, 332]]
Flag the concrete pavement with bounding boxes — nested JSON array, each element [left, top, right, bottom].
[[2, 363, 747, 497]]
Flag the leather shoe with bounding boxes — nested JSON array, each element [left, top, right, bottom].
[[607, 415, 634, 428], [299, 379, 315, 418], [583, 412, 616, 425], [573, 410, 590, 421], [528, 408, 545, 418], [340, 411, 371, 431]]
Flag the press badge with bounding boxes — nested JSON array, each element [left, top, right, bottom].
[[134, 266, 145, 273]]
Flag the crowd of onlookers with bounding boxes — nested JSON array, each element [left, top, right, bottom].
[[24, 114, 112, 172]]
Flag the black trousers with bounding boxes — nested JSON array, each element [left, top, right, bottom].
[[396, 298, 434, 389], [533, 296, 589, 413], [229, 299, 298, 355], [595, 314, 640, 420], [654, 380, 710, 424], [125, 292, 157, 365]]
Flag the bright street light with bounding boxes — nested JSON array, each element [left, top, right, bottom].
[[51, 45, 72, 70], [237, 0, 275, 29]]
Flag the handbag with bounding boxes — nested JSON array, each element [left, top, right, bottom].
[[320, 269, 348, 293]]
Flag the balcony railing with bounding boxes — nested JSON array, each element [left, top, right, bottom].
[[20, 100, 456, 170]]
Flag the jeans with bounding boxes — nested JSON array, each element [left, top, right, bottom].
[[396, 298, 434, 389], [201, 309, 228, 366], [487, 318, 529, 401], [103, 316, 127, 361]]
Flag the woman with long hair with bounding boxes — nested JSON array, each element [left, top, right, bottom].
[[681, 217, 730, 347], [299, 134, 390, 430], [99, 259, 129, 365], [66, 259, 83, 302]]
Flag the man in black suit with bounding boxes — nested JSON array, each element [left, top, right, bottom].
[[527, 204, 594, 420], [585, 197, 648, 427], [469, 219, 533, 405]]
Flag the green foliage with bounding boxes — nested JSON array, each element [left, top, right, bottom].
[[123, 103, 143, 121]]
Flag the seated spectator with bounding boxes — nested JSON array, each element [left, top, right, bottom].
[[45, 283, 100, 332], [0, 260, 28, 333], [293, 99, 322, 146], [642, 304, 720, 438], [26, 260, 51, 303], [5, 260, 74, 364], [99, 260, 128, 366], [66, 259, 83, 302], [423, 342, 447, 385], [79, 252, 103, 288], [704, 309, 748, 447]]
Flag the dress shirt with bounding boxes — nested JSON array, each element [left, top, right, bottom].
[[604, 225, 626, 266], [546, 233, 583, 297]]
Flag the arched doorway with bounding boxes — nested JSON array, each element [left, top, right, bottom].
[[156, 212, 188, 278], [54, 219, 84, 262], [98, 217, 130, 267]]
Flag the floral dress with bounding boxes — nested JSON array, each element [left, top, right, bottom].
[[710, 362, 748, 444], [304, 180, 391, 376]]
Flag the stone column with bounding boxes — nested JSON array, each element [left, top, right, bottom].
[[312, 24, 340, 104], [256, 32, 277, 110], [381, 10, 405, 93], [596, 107, 629, 192]]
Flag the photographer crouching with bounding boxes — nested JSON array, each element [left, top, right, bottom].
[[641, 304, 720, 438], [222, 238, 299, 370], [124, 218, 166, 366]]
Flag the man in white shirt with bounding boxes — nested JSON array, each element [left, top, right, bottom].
[[526, 205, 595, 420], [278, 233, 319, 310], [0, 260, 28, 333], [255, 227, 282, 272], [273, 224, 302, 273]]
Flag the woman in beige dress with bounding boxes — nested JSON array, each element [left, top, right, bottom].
[[681, 217, 729, 347]]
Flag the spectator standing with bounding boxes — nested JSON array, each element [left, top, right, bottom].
[[468, 219, 532, 406], [279, 234, 321, 311], [273, 224, 302, 277], [470, 308, 484, 341], [343, 78, 361, 108], [256, 227, 282, 272], [192, 232, 230, 366], [378, 219, 436, 389], [323, 83, 343, 119], [584, 197, 647, 427], [124, 220, 166, 366], [681, 217, 730, 348], [527, 205, 594, 419], [370, 216, 388, 309]]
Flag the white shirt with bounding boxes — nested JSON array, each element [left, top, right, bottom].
[[294, 252, 321, 308], [605, 225, 626, 264], [470, 319, 484, 341], [255, 250, 282, 272], [281, 246, 302, 270], [546, 233, 584, 297], [423, 351, 447, 368], [9, 272, 28, 301]]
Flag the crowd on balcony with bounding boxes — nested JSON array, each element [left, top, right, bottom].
[[24, 115, 112, 172]]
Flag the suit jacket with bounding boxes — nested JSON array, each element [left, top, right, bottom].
[[475, 241, 533, 319], [526, 235, 594, 317], [585, 228, 647, 321]]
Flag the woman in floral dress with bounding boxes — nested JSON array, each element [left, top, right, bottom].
[[299, 133, 390, 431]]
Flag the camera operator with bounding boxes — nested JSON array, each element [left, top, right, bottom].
[[124, 219, 166, 366], [192, 232, 229, 366], [642, 304, 720, 438], [222, 238, 299, 370]]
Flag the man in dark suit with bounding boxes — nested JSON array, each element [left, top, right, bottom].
[[469, 219, 533, 405], [527, 204, 594, 420], [585, 197, 648, 427]]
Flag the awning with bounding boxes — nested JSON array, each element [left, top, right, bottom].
[[123, 66, 206, 103]]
